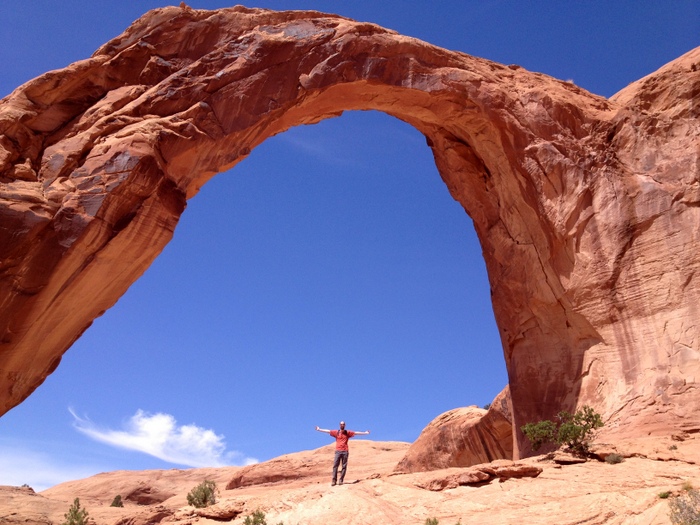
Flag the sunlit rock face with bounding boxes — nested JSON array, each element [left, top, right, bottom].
[[0, 5, 698, 455], [395, 387, 514, 472]]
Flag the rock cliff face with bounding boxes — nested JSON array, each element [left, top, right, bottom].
[[0, 5, 698, 454]]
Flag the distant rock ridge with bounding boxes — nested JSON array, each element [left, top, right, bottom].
[[0, 5, 698, 455]]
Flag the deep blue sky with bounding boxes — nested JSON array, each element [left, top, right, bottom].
[[0, 1, 697, 490]]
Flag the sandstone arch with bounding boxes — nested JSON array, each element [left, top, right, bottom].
[[0, 6, 698, 455]]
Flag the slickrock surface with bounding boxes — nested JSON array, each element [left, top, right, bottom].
[[0, 5, 698, 454], [1, 437, 699, 524]]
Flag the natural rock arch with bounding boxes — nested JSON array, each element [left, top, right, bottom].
[[0, 6, 698, 455]]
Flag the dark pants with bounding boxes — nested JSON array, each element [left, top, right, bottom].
[[332, 450, 348, 484]]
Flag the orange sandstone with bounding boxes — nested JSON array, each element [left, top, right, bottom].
[[0, 6, 698, 456]]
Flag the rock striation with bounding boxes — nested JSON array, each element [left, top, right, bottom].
[[0, 5, 698, 454]]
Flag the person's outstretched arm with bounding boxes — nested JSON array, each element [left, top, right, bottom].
[[354, 430, 371, 435], [315, 426, 331, 433]]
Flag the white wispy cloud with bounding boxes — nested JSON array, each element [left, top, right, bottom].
[[279, 131, 351, 165], [70, 408, 257, 468], [0, 444, 100, 492], [278, 112, 429, 166]]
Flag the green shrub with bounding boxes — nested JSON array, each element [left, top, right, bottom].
[[186, 480, 218, 508], [243, 509, 283, 525], [659, 491, 672, 499], [424, 519, 439, 525], [110, 495, 124, 507], [62, 498, 89, 525], [556, 406, 604, 454], [245, 510, 267, 525], [669, 444, 678, 451], [604, 453, 624, 464], [521, 405, 603, 454], [521, 420, 557, 451], [669, 488, 700, 524]]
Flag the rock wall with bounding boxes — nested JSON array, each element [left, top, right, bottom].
[[0, 5, 698, 455]]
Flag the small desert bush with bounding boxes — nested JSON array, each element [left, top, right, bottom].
[[243, 509, 283, 525], [520, 420, 557, 451], [62, 498, 89, 525], [424, 519, 439, 525], [659, 491, 672, 499], [521, 405, 603, 454], [556, 406, 604, 453], [186, 480, 218, 508], [604, 453, 624, 464], [110, 495, 123, 507], [669, 488, 700, 525]]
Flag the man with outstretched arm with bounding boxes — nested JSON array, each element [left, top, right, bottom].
[[315, 421, 370, 486]]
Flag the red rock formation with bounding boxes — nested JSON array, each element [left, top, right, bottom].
[[5, 437, 700, 524], [0, 5, 698, 455], [123, 482, 174, 505], [226, 458, 304, 489], [413, 461, 543, 491], [225, 441, 408, 489], [395, 387, 513, 472]]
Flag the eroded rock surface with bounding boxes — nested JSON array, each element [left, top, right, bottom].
[[0, 5, 698, 453], [3, 437, 700, 524], [413, 461, 543, 491], [396, 387, 514, 472]]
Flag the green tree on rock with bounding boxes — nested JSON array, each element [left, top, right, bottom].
[[62, 498, 89, 525], [521, 405, 604, 455], [186, 480, 218, 508], [556, 405, 604, 454]]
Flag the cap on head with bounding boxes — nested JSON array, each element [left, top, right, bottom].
[[340, 421, 345, 426]]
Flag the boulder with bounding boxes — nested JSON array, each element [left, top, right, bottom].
[[395, 387, 513, 472], [193, 500, 245, 520]]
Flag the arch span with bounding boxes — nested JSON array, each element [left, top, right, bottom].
[[0, 6, 698, 454]]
